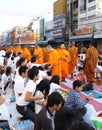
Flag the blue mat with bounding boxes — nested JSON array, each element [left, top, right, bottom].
[[83, 90, 102, 99]]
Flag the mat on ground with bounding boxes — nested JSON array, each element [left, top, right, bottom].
[[83, 90, 102, 99]]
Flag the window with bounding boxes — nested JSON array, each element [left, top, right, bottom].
[[88, 0, 95, 2], [88, 5, 96, 11]]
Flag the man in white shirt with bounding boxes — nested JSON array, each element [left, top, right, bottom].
[[14, 65, 27, 102], [1, 66, 12, 94]]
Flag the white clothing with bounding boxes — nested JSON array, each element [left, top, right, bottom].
[[1, 73, 11, 93], [36, 70, 47, 84], [16, 79, 36, 106], [31, 63, 40, 68], [49, 82, 60, 95], [14, 75, 25, 102], [35, 90, 44, 114], [0, 56, 4, 66], [26, 61, 32, 70], [78, 54, 86, 61], [14, 67, 19, 81], [96, 64, 102, 72], [0, 50, 6, 57], [14, 56, 20, 66]]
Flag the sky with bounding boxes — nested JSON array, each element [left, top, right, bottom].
[[0, 0, 56, 34]]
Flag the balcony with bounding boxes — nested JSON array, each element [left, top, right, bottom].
[[73, 8, 78, 15], [80, 5, 86, 12]]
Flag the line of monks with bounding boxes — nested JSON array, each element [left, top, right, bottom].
[[0, 42, 78, 82]]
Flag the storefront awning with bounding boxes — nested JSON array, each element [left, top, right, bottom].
[[55, 38, 65, 43], [70, 34, 93, 42], [94, 34, 102, 39]]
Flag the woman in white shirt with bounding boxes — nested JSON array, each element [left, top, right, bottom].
[[1, 66, 12, 94], [16, 66, 44, 123], [14, 57, 27, 81], [49, 75, 68, 95], [35, 79, 50, 114]]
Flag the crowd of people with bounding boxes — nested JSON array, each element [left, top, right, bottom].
[[0, 40, 100, 130]]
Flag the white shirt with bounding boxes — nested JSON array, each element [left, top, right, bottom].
[[14, 75, 25, 102], [16, 79, 36, 106], [1, 73, 11, 93], [49, 82, 60, 95], [35, 90, 44, 114], [31, 63, 40, 68], [14, 67, 19, 81], [36, 70, 47, 84], [0, 50, 6, 57], [0, 56, 4, 66]]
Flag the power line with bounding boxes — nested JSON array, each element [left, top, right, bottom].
[[0, 10, 36, 17], [0, 0, 65, 18]]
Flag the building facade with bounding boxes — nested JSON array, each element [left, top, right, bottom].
[[53, 0, 66, 43], [68, 0, 102, 51]]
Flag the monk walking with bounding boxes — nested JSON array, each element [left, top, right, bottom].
[[58, 43, 71, 81], [84, 42, 98, 83]]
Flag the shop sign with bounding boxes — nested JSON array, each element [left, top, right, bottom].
[[75, 26, 93, 35]]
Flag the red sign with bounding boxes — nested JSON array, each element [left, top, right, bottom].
[[75, 26, 93, 35]]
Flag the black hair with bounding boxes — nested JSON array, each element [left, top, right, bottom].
[[28, 66, 39, 80], [18, 65, 28, 76], [78, 66, 84, 71], [31, 55, 37, 63], [73, 80, 83, 90], [47, 92, 64, 107], [6, 66, 12, 76], [50, 75, 60, 85], [68, 121, 95, 130], [16, 57, 26, 68], [37, 79, 50, 99], [48, 40, 56, 48], [37, 66, 44, 71], [11, 56, 14, 61]]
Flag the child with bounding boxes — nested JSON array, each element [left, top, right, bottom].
[[64, 80, 94, 121], [75, 67, 87, 84], [75, 67, 94, 91]]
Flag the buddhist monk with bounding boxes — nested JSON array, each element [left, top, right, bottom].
[[22, 47, 31, 61], [68, 42, 78, 78], [84, 42, 98, 83], [46, 42, 61, 81], [58, 43, 71, 81], [33, 44, 44, 64]]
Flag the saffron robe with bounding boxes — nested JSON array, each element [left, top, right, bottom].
[[84, 46, 98, 82]]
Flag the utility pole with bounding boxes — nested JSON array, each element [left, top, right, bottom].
[[68, 0, 71, 47]]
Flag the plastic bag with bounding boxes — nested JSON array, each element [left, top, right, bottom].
[[83, 104, 96, 128], [91, 111, 102, 129]]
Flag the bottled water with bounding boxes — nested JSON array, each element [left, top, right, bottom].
[[23, 120, 28, 130], [20, 121, 25, 130], [16, 122, 21, 130], [26, 119, 34, 130]]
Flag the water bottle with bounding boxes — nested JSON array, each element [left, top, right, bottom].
[[23, 120, 28, 130], [20, 121, 26, 130], [16, 122, 21, 130], [26, 119, 31, 130]]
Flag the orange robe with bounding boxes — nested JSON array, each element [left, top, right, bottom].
[[22, 48, 31, 61], [68, 45, 78, 74], [16, 46, 22, 53], [84, 46, 98, 82], [33, 47, 44, 64], [58, 49, 71, 78], [43, 48, 50, 62], [48, 49, 61, 80]]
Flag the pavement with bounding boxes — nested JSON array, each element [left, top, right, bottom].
[[1, 77, 102, 129]]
